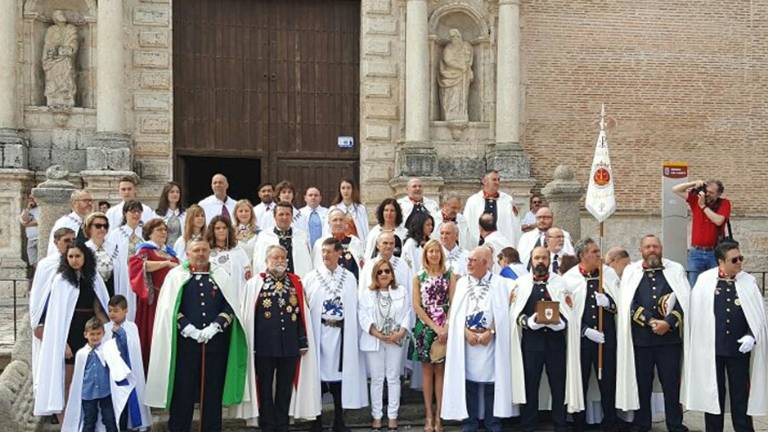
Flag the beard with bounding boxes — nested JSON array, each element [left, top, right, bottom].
[[270, 264, 287, 279], [643, 254, 662, 268], [533, 263, 549, 276]]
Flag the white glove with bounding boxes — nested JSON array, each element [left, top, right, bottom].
[[526, 313, 545, 330], [594, 293, 610, 308], [584, 328, 605, 344], [738, 335, 756, 354], [547, 319, 566, 332], [198, 323, 222, 343], [181, 324, 201, 341], [665, 293, 677, 315]]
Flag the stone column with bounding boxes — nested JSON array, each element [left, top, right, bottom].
[[32, 166, 77, 260], [0, 169, 35, 283], [397, 0, 439, 179], [542, 165, 584, 241], [488, 0, 530, 180], [0, 0, 29, 169], [89, 0, 132, 172]]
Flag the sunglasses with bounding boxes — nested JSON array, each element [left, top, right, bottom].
[[93, 223, 109, 230], [377, 268, 392, 276], [730, 255, 745, 264]]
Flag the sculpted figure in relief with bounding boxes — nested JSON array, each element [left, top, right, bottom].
[[438, 29, 473, 122], [43, 10, 79, 107]]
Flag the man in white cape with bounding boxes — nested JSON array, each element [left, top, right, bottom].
[[236, 244, 321, 427], [304, 238, 368, 432], [253, 201, 313, 278], [440, 222, 468, 276], [30, 227, 75, 391], [616, 234, 690, 432], [144, 238, 248, 431], [312, 208, 366, 281], [62, 332, 134, 432], [47, 189, 92, 255], [477, 213, 513, 273], [463, 170, 521, 248], [683, 241, 768, 430], [509, 246, 575, 432], [517, 207, 574, 269], [359, 231, 413, 296], [441, 247, 513, 431], [104, 175, 155, 231], [431, 192, 471, 249], [562, 239, 621, 431], [397, 177, 440, 229]]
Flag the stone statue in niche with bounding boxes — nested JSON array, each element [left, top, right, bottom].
[[438, 29, 473, 122], [42, 10, 79, 107]]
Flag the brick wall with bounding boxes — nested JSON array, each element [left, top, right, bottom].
[[520, 0, 768, 216]]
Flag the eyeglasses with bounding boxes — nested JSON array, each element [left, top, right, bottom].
[[532, 200, 542, 204], [377, 268, 392, 275], [731, 256, 745, 264], [93, 223, 109, 230]]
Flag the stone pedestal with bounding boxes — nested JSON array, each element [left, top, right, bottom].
[[542, 165, 584, 240], [0, 129, 29, 169], [389, 176, 444, 203], [0, 169, 35, 282], [32, 165, 77, 260], [87, 132, 133, 172]]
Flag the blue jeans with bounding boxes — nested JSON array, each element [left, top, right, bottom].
[[82, 396, 117, 432], [687, 248, 717, 287], [463, 381, 502, 432]]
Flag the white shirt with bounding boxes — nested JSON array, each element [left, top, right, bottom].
[[443, 245, 469, 276], [253, 201, 275, 230], [463, 272, 496, 382], [328, 202, 369, 242], [105, 201, 156, 232], [517, 228, 574, 269], [198, 195, 237, 225], [397, 196, 440, 229]]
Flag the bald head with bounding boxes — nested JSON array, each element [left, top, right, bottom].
[[605, 246, 631, 277], [468, 246, 492, 278], [211, 174, 229, 199]]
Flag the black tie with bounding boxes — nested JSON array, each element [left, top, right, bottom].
[[552, 254, 559, 274]]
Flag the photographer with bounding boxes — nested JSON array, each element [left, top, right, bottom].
[[672, 179, 731, 286], [19, 194, 39, 266]]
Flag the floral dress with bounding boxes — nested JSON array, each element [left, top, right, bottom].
[[409, 270, 451, 363]]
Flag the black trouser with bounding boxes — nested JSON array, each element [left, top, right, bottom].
[[82, 396, 117, 432], [168, 343, 229, 432], [520, 349, 568, 432], [633, 344, 686, 432], [573, 341, 617, 431], [313, 381, 345, 429], [704, 355, 753, 432], [256, 356, 299, 432]]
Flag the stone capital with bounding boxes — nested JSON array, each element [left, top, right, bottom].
[[486, 141, 532, 180], [0, 129, 29, 169], [395, 142, 441, 178], [87, 132, 133, 171]]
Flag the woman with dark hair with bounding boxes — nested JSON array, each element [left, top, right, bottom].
[[206, 215, 251, 301], [173, 204, 206, 260], [359, 259, 411, 431], [33, 243, 110, 420], [365, 198, 408, 259], [155, 181, 186, 247], [129, 218, 180, 368], [329, 178, 369, 241], [402, 211, 435, 274], [84, 212, 123, 298], [106, 199, 145, 320]]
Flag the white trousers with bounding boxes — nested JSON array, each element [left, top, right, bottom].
[[365, 343, 404, 420]]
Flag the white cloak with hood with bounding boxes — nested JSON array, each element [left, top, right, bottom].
[[616, 258, 690, 411], [442, 273, 513, 420], [252, 229, 313, 278], [683, 268, 768, 416], [29, 252, 61, 390], [463, 191, 521, 248], [103, 321, 152, 429]]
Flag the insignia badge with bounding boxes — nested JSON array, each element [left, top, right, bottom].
[[217, 254, 229, 265], [195, 274, 202, 281], [565, 295, 573, 308], [593, 166, 611, 187], [286, 305, 293, 313], [263, 299, 272, 308], [289, 294, 298, 306], [278, 297, 286, 307], [276, 281, 284, 290], [545, 308, 554, 320], [735, 298, 741, 306], [264, 311, 272, 319], [291, 313, 297, 322], [345, 253, 352, 260]]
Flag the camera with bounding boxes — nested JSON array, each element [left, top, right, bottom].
[[693, 183, 707, 195]]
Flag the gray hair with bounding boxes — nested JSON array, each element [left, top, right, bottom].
[[439, 221, 459, 235], [573, 238, 597, 261], [265, 244, 288, 262]]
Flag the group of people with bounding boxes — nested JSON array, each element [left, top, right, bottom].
[[27, 170, 766, 432]]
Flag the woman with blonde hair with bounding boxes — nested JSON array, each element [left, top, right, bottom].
[[409, 239, 456, 431], [173, 204, 206, 260], [233, 199, 260, 258], [359, 260, 411, 431]]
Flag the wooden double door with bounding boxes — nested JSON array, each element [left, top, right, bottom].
[[173, 0, 360, 205]]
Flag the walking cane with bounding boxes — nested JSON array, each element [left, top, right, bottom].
[[199, 342, 206, 432]]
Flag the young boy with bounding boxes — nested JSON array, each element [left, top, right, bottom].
[[63, 316, 133, 432], [105, 295, 152, 431]]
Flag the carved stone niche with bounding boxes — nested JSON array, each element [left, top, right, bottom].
[[428, 3, 491, 140], [22, 0, 97, 110]]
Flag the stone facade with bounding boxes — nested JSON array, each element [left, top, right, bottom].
[[0, 0, 765, 277]]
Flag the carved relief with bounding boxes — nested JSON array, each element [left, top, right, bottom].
[[42, 10, 79, 108]]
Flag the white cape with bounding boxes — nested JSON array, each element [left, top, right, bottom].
[[252, 230, 313, 278], [397, 196, 440, 229], [47, 212, 82, 257], [364, 225, 408, 260], [304, 267, 368, 408], [103, 321, 153, 429], [683, 268, 768, 416], [562, 265, 620, 414], [34, 273, 110, 416], [29, 252, 60, 391], [105, 226, 142, 321], [144, 264, 239, 408], [311, 235, 365, 272], [235, 274, 322, 421], [327, 202, 369, 242], [463, 191, 521, 248], [442, 273, 513, 420], [616, 258, 690, 411], [508, 273, 575, 407], [517, 229, 574, 269], [61, 340, 133, 432]]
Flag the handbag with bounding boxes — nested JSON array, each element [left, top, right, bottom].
[[429, 340, 447, 363]]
